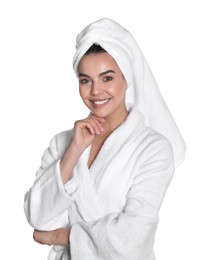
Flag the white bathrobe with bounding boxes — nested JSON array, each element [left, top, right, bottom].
[[24, 106, 175, 260]]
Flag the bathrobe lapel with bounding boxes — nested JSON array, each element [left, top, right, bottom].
[[78, 106, 144, 183], [70, 106, 147, 222]]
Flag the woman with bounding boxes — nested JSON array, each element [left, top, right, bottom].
[[24, 18, 186, 260]]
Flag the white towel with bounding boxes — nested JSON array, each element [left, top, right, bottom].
[[73, 18, 186, 168]]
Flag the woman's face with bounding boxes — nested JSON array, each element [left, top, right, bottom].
[[78, 52, 127, 119]]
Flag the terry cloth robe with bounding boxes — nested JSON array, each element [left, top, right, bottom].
[[24, 106, 175, 260]]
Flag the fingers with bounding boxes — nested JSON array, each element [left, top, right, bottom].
[[33, 230, 44, 245], [33, 229, 70, 247], [88, 116, 105, 135], [75, 116, 105, 136], [33, 229, 54, 246]]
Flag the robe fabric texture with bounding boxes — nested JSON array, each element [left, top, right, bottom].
[[24, 106, 175, 260]]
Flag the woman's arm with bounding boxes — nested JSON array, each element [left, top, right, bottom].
[[24, 133, 79, 230], [31, 138, 174, 259], [24, 115, 105, 230], [33, 228, 70, 247], [60, 115, 104, 183]]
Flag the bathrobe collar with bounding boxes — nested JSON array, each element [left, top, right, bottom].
[[78, 105, 146, 176]]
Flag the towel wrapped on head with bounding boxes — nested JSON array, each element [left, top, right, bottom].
[[73, 18, 186, 168]]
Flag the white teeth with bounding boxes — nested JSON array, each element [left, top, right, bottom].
[[93, 99, 110, 105]]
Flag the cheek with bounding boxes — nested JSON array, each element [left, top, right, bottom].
[[113, 81, 127, 97], [121, 81, 128, 96], [79, 87, 83, 99], [79, 86, 88, 99]]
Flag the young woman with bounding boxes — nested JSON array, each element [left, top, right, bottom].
[[24, 18, 186, 260]]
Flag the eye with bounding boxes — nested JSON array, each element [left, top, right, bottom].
[[79, 78, 91, 85], [103, 76, 113, 82]]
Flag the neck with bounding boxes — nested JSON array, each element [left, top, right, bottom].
[[102, 105, 129, 135]]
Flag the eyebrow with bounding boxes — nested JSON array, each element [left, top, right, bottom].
[[78, 70, 115, 78]]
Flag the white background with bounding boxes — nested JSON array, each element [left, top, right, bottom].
[[0, 0, 211, 259]]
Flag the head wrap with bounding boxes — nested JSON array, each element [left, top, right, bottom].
[[73, 18, 186, 168]]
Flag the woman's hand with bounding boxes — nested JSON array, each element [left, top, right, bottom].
[[33, 228, 70, 247], [60, 114, 105, 183], [72, 115, 105, 151]]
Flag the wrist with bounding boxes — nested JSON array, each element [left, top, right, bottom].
[[60, 140, 84, 184], [69, 140, 85, 154]]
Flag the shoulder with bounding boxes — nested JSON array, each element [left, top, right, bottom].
[[54, 128, 73, 144], [136, 125, 174, 164], [126, 106, 174, 163], [49, 129, 74, 157]]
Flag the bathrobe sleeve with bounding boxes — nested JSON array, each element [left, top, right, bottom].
[[24, 133, 80, 230], [70, 138, 175, 260]]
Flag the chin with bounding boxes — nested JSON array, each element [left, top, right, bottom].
[[91, 111, 107, 118], [89, 108, 110, 118]]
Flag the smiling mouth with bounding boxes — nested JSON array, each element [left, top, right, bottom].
[[91, 99, 111, 105]]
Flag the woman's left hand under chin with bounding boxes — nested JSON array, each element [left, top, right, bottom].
[[33, 228, 70, 247]]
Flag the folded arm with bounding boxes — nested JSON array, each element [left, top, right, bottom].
[[24, 133, 81, 230]]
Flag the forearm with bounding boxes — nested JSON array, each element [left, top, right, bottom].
[[60, 142, 83, 184], [24, 160, 72, 229]]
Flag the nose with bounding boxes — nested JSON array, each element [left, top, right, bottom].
[[90, 81, 103, 95]]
